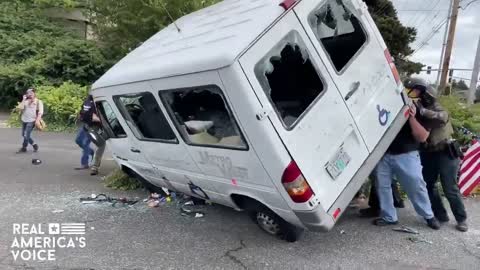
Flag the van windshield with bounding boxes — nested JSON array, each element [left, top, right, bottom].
[[255, 31, 326, 129]]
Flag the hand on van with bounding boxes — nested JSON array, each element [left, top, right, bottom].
[[408, 104, 417, 117]]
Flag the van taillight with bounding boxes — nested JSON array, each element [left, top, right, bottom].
[[384, 49, 401, 85], [280, 0, 296, 10], [281, 161, 314, 203]]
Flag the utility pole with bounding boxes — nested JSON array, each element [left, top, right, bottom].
[[468, 36, 480, 105], [435, 0, 453, 89], [439, 0, 461, 95]]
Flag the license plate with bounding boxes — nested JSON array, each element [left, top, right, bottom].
[[325, 148, 351, 180]]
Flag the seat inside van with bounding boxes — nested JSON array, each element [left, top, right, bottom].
[[161, 87, 246, 148]]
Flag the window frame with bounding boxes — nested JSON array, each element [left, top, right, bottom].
[[158, 85, 249, 151], [254, 30, 328, 131], [113, 92, 179, 144], [307, 0, 369, 75], [95, 100, 127, 139]]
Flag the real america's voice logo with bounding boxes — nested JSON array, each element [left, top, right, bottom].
[[11, 223, 87, 261]]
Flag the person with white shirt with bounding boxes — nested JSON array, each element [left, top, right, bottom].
[[16, 88, 43, 153]]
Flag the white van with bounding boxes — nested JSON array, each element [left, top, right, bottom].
[[91, 0, 409, 241]]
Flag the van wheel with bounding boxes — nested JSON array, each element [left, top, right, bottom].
[[247, 204, 304, 242]]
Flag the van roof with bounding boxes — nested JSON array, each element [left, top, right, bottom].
[[92, 0, 285, 89]]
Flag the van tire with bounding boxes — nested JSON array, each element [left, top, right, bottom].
[[246, 203, 303, 242]]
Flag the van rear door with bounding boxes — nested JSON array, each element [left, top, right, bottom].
[[239, 12, 369, 210], [294, 0, 405, 151]]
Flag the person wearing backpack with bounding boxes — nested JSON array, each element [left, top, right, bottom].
[[16, 88, 43, 153], [75, 95, 96, 170]]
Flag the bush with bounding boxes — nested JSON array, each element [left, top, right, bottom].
[[103, 169, 143, 191], [8, 81, 88, 131], [439, 95, 480, 144], [0, 2, 109, 109]]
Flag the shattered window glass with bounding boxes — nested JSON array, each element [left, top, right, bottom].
[[308, 0, 367, 71], [159, 86, 247, 150], [114, 92, 177, 142], [254, 31, 326, 129], [96, 101, 126, 138]]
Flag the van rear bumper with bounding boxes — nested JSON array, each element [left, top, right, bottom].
[[293, 105, 409, 231]]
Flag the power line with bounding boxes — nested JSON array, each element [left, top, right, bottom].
[[460, 0, 480, 9], [409, 0, 478, 55], [411, 17, 449, 55], [409, 0, 441, 29]]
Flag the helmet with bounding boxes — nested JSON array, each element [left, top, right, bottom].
[[403, 77, 429, 92]]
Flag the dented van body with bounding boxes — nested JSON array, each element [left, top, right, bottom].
[[91, 0, 408, 241]]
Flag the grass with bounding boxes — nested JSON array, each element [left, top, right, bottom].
[[103, 168, 144, 191]]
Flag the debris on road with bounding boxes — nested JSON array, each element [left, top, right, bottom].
[[407, 236, 433, 245], [393, 225, 419, 235], [148, 200, 160, 208], [52, 209, 64, 214], [340, 230, 346, 235], [80, 194, 139, 206], [32, 159, 42, 165]]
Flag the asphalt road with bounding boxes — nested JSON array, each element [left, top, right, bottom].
[[0, 126, 479, 270]]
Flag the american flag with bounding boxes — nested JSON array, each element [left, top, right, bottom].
[[459, 141, 480, 196]]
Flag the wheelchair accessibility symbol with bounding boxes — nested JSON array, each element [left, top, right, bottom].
[[377, 105, 390, 126]]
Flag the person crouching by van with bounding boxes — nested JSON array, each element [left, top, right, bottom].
[[75, 95, 95, 170], [373, 94, 440, 229], [405, 78, 468, 232], [359, 172, 404, 218], [16, 88, 43, 153]]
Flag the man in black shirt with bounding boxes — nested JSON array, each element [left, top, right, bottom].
[[373, 93, 440, 230]]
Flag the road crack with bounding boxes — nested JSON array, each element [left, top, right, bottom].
[[224, 240, 247, 269]]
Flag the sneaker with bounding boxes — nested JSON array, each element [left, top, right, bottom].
[[373, 218, 398, 226], [16, 147, 27, 153], [90, 168, 99, 176], [426, 217, 441, 230], [74, 166, 89, 170], [456, 221, 468, 232], [33, 144, 39, 152], [359, 207, 380, 218]]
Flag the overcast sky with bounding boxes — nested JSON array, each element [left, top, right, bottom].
[[390, 0, 480, 86]]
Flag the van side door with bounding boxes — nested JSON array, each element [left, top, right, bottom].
[[111, 82, 201, 192], [155, 71, 276, 207], [94, 97, 157, 181]]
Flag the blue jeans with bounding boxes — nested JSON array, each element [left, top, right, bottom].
[[75, 126, 94, 167], [21, 122, 35, 148], [376, 151, 434, 222]]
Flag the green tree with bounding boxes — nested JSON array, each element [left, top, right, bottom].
[[364, 0, 423, 75], [0, 1, 108, 109], [86, 0, 220, 60], [456, 79, 469, 90]]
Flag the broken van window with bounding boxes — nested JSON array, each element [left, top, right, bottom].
[[96, 101, 126, 138], [255, 32, 325, 128], [114, 92, 177, 142], [160, 86, 247, 150], [309, 0, 367, 72]]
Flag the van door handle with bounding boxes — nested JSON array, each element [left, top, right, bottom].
[[130, 147, 141, 153], [345, 81, 361, 101]]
